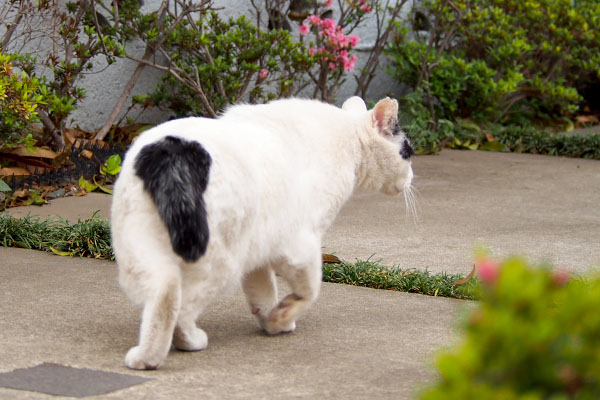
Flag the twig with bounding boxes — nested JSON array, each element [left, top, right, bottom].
[[90, 0, 110, 56], [0, 6, 24, 51], [353, 0, 409, 98], [94, 0, 169, 140]]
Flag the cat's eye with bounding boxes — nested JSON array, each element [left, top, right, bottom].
[[391, 121, 401, 136], [400, 139, 414, 160]]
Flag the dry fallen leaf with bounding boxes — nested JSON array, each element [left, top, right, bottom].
[[451, 264, 477, 285], [79, 149, 94, 159], [322, 254, 341, 264], [5, 146, 58, 159], [575, 115, 598, 125], [0, 167, 31, 177]]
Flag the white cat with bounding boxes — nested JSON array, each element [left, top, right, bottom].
[[111, 96, 414, 370]]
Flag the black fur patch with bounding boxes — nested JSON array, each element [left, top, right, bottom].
[[400, 139, 414, 160], [134, 136, 211, 262]]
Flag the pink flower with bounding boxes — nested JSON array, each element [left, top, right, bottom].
[[259, 68, 269, 79], [307, 15, 321, 25], [336, 33, 349, 47], [328, 61, 337, 70], [299, 23, 310, 35], [348, 34, 360, 47], [308, 47, 316, 56], [551, 270, 571, 287], [477, 258, 500, 284], [343, 55, 356, 71], [358, 0, 373, 12], [324, 0, 333, 6], [320, 18, 336, 31]]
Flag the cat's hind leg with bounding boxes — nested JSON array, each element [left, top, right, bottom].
[[242, 265, 279, 331], [264, 236, 322, 335], [172, 252, 235, 351], [172, 278, 210, 352], [173, 310, 208, 352], [124, 272, 182, 370]]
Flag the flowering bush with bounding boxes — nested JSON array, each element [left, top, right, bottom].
[[420, 257, 600, 399], [300, 16, 360, 72], [127, 1, 375, 117], [296, 0, 373, 101]]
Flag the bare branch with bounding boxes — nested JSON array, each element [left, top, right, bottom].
[[95, 0, 213, 139], [353, 0, 409, 98]]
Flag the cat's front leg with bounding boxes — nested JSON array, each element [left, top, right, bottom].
[[242, 265, 279, 331]]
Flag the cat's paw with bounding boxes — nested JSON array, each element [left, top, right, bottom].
[[124, 346, 160, 370], [263, 295, 300, 334], [263, 319, 296, 335], [173, 327, 208, 352]]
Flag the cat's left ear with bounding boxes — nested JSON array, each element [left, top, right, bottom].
[[342, 96, 368, 113], [372, 97, 399, 138]]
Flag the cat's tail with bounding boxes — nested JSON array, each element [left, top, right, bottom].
[[134, 135, 212, 262]]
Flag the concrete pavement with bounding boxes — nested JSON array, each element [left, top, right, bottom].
[[0, 247, 464, 399], [1, 149, 599, 398], [325, 149, 600, 275]]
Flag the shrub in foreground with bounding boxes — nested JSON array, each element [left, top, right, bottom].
[[421, 257, 600, 400]]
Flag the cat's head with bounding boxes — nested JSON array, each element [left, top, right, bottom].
[[343, 96, 414, 196]]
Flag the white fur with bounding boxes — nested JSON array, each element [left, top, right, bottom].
[[111, 96, 413, 369]]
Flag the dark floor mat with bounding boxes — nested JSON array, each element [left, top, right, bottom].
[[0, 363, 151, 397]]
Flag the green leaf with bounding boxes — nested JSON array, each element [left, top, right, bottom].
[[0, 179, 11, 192], [29, 190, 46, 205], [92, 175, 113, 195], [49, 246, 75, 257], [78, 176, 97, 192], [101, 154, 122, 176], [479, 141, 509, 152], [96, 184, 113, 195]]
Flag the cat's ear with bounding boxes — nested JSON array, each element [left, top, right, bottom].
[[372, 97, 398, 137], [342, 96, 367, 113]]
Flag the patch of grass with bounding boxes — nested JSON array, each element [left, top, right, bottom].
[[0, 213, 113, 260], [323, 260, 478, 300], [490, 125, 600, 159], [0, 214, 478, 299]]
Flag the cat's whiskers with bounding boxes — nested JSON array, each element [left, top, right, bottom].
[[403, 184, 420, 226]]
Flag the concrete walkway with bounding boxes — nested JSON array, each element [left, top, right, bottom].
[[1, 149, 599, 399]]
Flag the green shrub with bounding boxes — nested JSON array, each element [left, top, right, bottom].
[[420, 257, 600, 399], [1, 0, 124, 148], [448, 123, 600, 159], [387, 0, 600, 125], [489, 126, 600, 159], [144, 12, 314, 118], [0, 53, 46, 150]]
